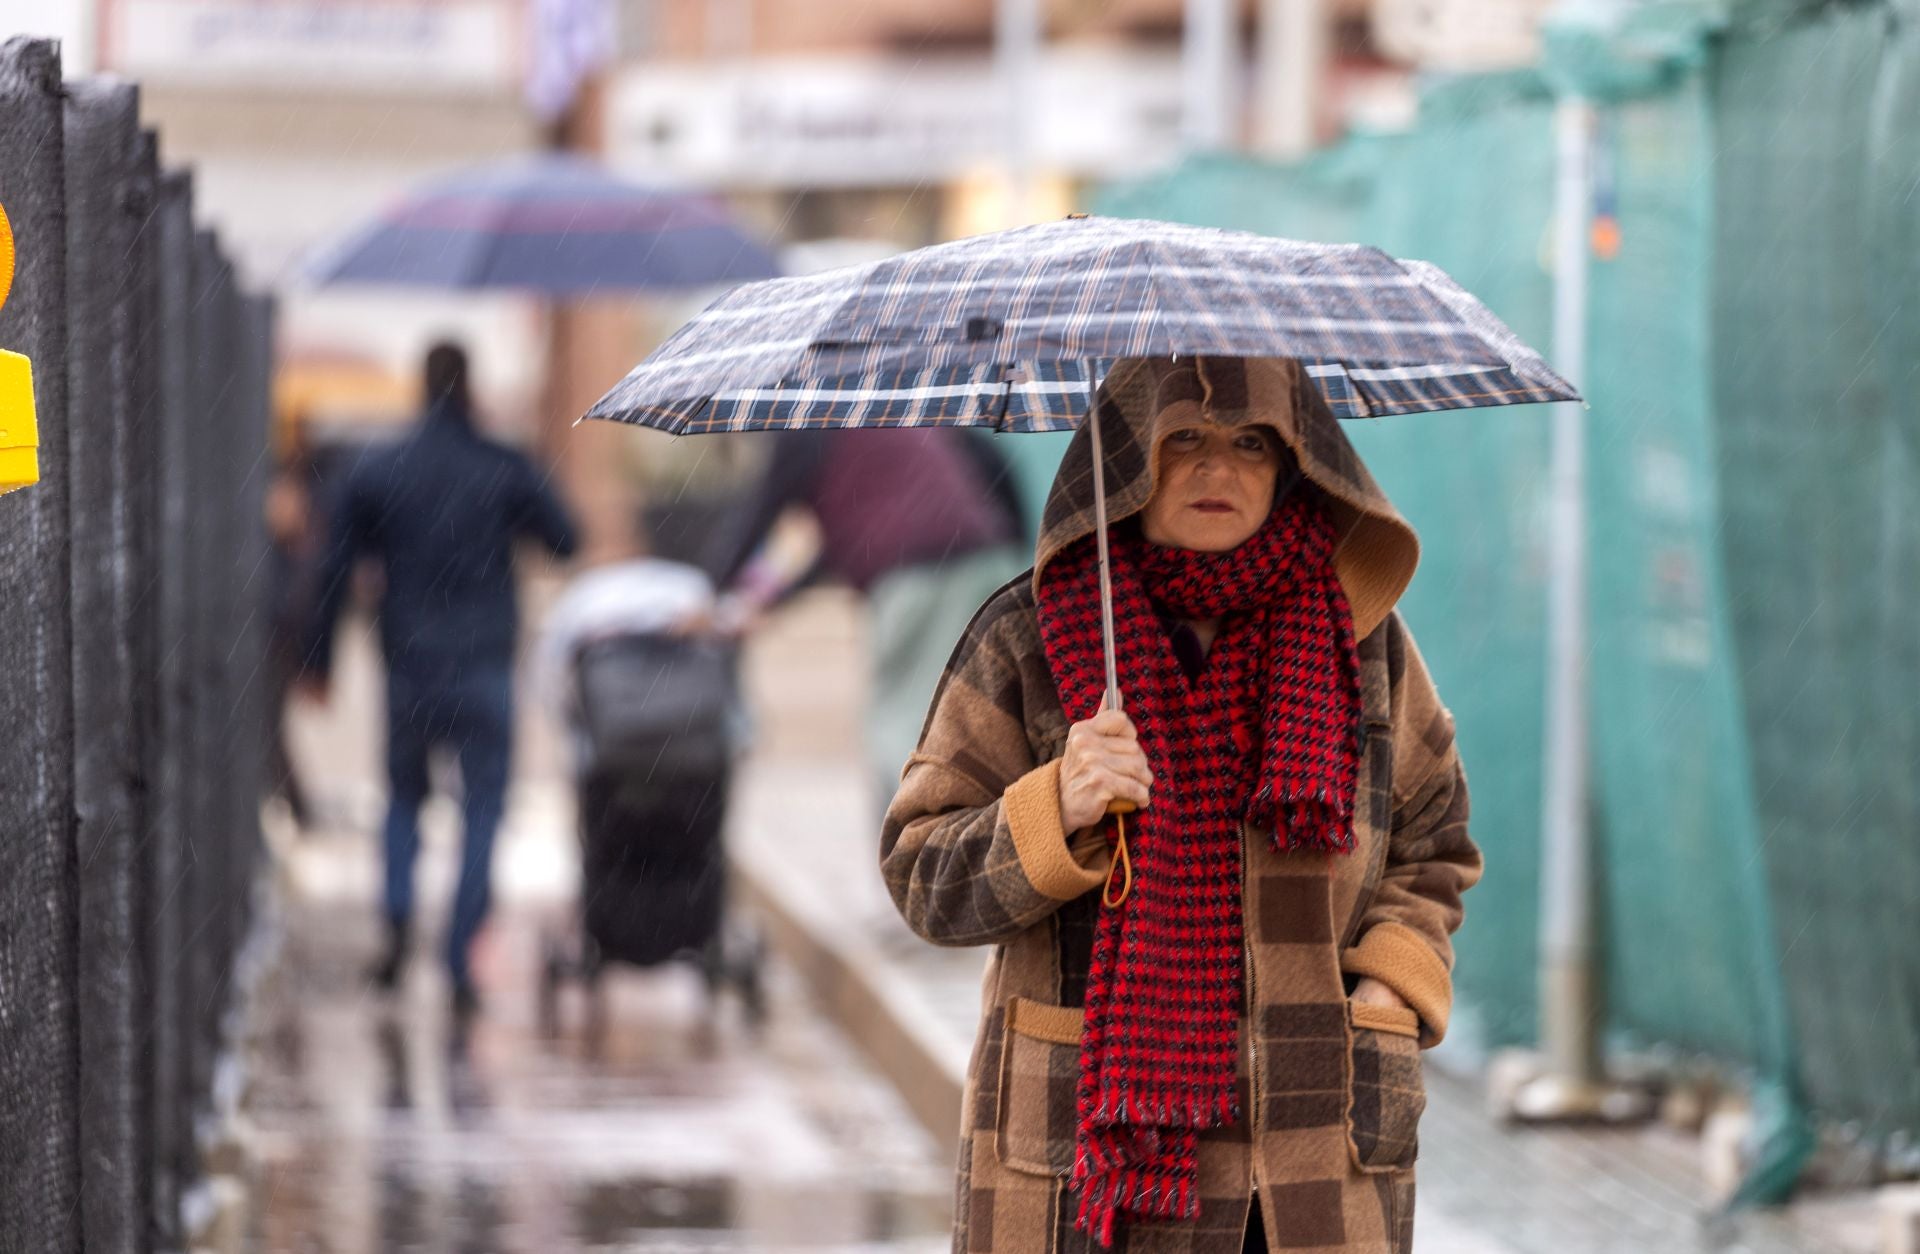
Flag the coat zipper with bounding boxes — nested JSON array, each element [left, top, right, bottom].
[[1242, 822, 1264, 1202]]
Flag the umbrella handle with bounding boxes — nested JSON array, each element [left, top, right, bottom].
[[1102, 813, 1133, 909]]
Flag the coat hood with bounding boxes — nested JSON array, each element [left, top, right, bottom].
[[1033, 355, 1420, 640]]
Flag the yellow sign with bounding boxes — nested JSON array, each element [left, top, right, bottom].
[[0, 203, 14, 311], [0, 203, 38, 495]]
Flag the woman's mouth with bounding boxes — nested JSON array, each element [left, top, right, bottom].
[[1189, 499, 1235, 514]]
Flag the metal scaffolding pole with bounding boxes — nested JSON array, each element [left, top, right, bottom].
[[1254, 0, 1325, 159], [1183, 0, 1241, 151], [997, 0, 1043, 223], [1541, 94, 1597, 1091]]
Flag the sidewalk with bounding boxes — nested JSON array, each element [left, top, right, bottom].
[[260, 603, 957, 1253], [725, 589, 1885, 1254]]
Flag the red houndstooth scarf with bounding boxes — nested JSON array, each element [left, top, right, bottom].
[[1035, 486, 1364, 1247]]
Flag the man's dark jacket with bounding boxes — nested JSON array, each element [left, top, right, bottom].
[[307, 401, 578, 685]]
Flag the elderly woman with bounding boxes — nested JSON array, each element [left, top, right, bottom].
[[880, 356, 1482, 1254]]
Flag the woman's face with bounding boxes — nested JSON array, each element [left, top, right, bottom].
[[1140, 422, 1284, 553]]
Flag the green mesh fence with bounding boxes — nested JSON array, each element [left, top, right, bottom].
[[1708, 2, 1920, 1145], [1579, 71, 1775, 1067], [1091, 0, 1920, 1153]]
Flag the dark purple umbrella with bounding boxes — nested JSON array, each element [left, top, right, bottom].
[[303, 153, 779, 293]]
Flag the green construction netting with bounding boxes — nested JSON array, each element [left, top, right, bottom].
[[1089, 0, 1920, 1153], [1708, 1, 1920, 1145]]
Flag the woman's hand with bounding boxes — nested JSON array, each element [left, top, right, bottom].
[[1058, 705, 1154, 833], [1350, 977, 1411, 1013]]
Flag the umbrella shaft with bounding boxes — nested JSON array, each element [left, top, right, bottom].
[[1090, 377, 1122, 712]]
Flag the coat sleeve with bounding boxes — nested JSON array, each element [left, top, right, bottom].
[[1339, 612, 1484, 1049], [879, 595, 1112, 948], [706, 430, 825, 589], [303, 467, 373, 682], [510, 454, 579, 559]]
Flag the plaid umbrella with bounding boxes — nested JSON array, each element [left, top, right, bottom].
[[583, 214, 1577, 720], [582, 215, 1575, 432]]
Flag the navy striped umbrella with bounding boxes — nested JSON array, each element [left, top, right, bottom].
[[584, 214, 1578, 711], [304, 154, 779, 293]]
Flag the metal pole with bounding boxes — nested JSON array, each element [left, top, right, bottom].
[[1183, 0, 1240, 151], [1089, 374, 1121, 712], [996, 0, 1041, 224], [1254, 0, 1324, 159], [1539, 94, 1599, 1090]]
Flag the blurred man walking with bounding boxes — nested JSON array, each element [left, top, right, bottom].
[[305, 342, 578, 1017]]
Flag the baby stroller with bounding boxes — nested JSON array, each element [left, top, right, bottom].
[[539, 625, 765, 1031]]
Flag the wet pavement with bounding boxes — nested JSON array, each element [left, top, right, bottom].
[[248, 827, 951, 1254], [254, 612, 951, 1254]]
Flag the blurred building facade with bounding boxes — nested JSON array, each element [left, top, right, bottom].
[[602, 0, 1449, 243]]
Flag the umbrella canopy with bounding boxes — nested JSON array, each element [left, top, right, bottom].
[[303, 153, 780, 294], [582, 215, 1577, 432]]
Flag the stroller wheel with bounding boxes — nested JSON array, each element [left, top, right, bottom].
[[727, 921, 768, 1030], [697, 938, 728, 1015], [737, 960, 767, 1030], [537, 933, 566, 1035]]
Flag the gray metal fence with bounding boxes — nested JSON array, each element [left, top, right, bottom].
[[0, 36, 81, 1254], [0, 37, 275, 1254]]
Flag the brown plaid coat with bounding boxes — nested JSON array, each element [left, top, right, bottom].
[[881, 357, 1482, 1253]]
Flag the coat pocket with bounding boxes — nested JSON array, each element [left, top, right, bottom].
[[1345, 1000, 1426, 1173], [993, 996, 1084, 1178]]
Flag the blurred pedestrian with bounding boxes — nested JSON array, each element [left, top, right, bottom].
[[704, 427, 1027, 812], [880, 357, 1482, 1252], [304, 341, 579, 1018]]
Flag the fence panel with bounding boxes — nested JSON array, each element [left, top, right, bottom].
[[147, 167, 201, 1250], [0, 36, 80, 1254], [64, 76, 154, 1254]]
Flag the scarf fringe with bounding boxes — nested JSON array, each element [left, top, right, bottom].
[[1248, 788, 1357, 852], [1072, 1166, 1200, 1249]]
